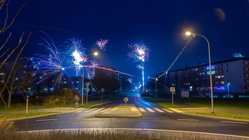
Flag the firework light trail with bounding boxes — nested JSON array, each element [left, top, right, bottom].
[[128, 43, 149, 92], [96, 39, 108, 50], [30, 35, 65, 87]]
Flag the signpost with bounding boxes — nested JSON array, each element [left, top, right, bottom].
[[26, 95, 29, 114], [101, 88, 105, 101], [86, 83, 90, 105], [123, 97, 129, 105], [170, 87, 175, 105]]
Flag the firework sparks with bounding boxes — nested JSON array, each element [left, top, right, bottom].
[[96, 39, 108, 50], [128, 43, 149, 92], [128, 43, 149, 62]]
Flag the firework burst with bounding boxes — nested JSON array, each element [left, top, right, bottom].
[[128, 43, 149, 62], [96, 39, 108, 50], [128, 43, 149, 92]]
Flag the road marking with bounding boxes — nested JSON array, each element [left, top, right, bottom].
[[162, 108, 174, 113], [35, 119, 57, 122], [177, 119, 199, 122], [92, 108, 105, 112], [85, 108, 99, 112], [100, 107, 112, 112], [138, 107, 146, 112], [154, 108, 164, 113], [221, 121, 248, 125], [146, 108, 155, 112], [169, 108, 184, 113]]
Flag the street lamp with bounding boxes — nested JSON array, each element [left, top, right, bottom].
[[93, 51, 99, 57], [185, 31, 214, 113]]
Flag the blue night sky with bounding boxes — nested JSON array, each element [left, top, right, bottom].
[[12, 0, 249, 78]]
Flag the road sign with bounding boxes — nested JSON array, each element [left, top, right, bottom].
[[170, 87, 175, 93], [124, 97, 129, 105], [101, 88, 105, 93], [86, 83, 90, 88]]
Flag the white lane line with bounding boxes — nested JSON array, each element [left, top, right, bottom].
[[84, 108, 99, 113], [162, 108, 174, 113], [221, 121, 248, 125], [177, 119, 199, 122], [154, 108, 164, 113], [138, 107, 146, 112], [169, 108, 184, 113], [35, 119, 57, 122], [92, 108, 105, 112], [146, 108, 155, 113]]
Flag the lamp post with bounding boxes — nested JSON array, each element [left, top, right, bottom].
[[81, 65, 84, 106], [185, 31, 214, 113], [227, 82, 231, 95]]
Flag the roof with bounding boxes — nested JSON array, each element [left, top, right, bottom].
[[168, 57, 249, 72]]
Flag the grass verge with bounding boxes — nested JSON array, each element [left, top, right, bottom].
[[0, 102, 105, 121], [148, 98, 249, 120], [1, 129, 248, 140]]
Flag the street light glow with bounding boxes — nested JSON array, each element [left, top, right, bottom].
[[185, 31, 192, 36], [93, 51, 99, 57]]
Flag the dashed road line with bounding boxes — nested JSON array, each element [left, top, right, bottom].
[[221, 121, 248, 125]]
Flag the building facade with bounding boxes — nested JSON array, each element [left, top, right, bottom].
[[167, 58, 249, 97]]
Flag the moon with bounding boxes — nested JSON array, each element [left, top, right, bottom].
[[214, 8, 226, 22]]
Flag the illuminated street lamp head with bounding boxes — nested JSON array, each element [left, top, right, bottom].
[[185, 31, 192, 36], [93, 51, 99, 57]]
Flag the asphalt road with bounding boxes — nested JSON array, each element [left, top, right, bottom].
[[13, 93, 249, 136]]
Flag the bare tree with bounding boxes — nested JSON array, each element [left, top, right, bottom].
[[0, 0, 32, 108]]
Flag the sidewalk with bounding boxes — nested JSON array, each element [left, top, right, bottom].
[[96, 104, 143, 118]]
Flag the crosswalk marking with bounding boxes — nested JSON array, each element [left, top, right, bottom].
[[146, 108, 155, 112], [154, 108, 164, 113], [100, 107, 112, 112], [169, 108, 184, 113], [92, 108, 105, 112], [79, 107, 177, 114], [162, 108, 174, 113], [138, 107, 146, 112]]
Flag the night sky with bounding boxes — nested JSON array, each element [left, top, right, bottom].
[[12, 0, 249, 78]]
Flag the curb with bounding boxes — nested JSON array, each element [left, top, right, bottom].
[[2, 108, 84, 122]]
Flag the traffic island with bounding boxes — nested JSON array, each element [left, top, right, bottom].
[[95, 104, 143, 118]]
